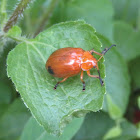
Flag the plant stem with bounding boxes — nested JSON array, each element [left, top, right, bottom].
[[34, 0, 59, 37], [3, 0, 32, 33]]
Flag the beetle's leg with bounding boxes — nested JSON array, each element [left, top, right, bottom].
[[90, 44, 116, 62], [89, 49, 102, 56], [54, 77, 68, 89], [96, 65, 104, 86], [80, 70, 86, 91], [87, 69, 104, 86]]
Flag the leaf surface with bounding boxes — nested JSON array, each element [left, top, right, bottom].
[[51, 0, 114, 40], [96, 33, 130, 118], [20, 116, 84, 140], [7, 21, 105, 135], [72, 112, 115, 140], [111, 0, 140, 26], [138, 97, 140, 109], [103, 125, 122, 140], [129, 57, 140, 90], [111, 119, 137, 140], [72, 112, 137, 140], [113, 21, 140, 62], [0, 81, 12, 104], [0, 99, 30, 140]]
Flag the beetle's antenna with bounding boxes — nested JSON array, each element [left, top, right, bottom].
[[102, 44, 116, 55], [98, 44, 116, 62]]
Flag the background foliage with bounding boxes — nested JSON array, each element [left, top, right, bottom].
[[0, 0, 140, 139]]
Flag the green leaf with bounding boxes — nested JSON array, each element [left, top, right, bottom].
[[111, 0, 140, 26], [20, 116, 84, 140], [96, 33, 130, 119], [51, 0, 114, 40], [0, 41, 15, 80], [20, 0, 58, 36], [104, 119, 137, 140], [0, 103, 9, 118], [3, 0, 35, 33], [5, 26, 25, 42], [0, 98, 30, 140], [6, 26, 22, 38], [0, 81, 12, 118], [72, 112, 115, 140], [0, 41, 17, 99], [138, 96, 140, 109], [103, 125, 122, 140], [137, 122, 140, 138], [137, 8, 140, 30], [0, 81, 12, 104], [113, 21, 140, 62], [106, 94, 122, 119], [111, 119, 137, 140], [0, 0, 18, 29], [20, 0, 46, 35], [129, 57, 140, 90], [7, 21, 106, 135], [73, 112, 137, 140]]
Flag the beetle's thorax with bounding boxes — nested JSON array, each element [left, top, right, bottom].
[[81, 51, 97, 71]]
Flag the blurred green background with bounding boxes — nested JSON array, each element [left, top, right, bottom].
[[0, 0, 140, 139]]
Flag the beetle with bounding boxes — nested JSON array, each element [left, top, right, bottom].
[[46, 45, 116, 90]]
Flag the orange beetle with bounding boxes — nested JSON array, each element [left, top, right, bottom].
[[46, 45, 116, 90]]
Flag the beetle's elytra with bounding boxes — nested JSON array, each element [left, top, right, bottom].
[[46, 45, 116, 90]]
